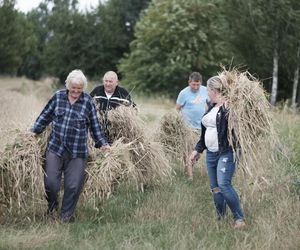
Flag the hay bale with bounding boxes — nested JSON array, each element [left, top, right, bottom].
[[0, 106, 173, 217], [157, 111, 199, 171], [128, 140, 172, 189], [0, 131, 137, 217], [83, 139, 135, 208], [219, 69, 277, 176], [0, 129, 49, 218], [103, 106, 144, 143], [100, 106, 173, 188]]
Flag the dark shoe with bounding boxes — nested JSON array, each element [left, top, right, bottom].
[[61, 215, 75, 223], [44, 202, 59, 222], [46, 201, 59, 214], [44, 210, 58, 222]]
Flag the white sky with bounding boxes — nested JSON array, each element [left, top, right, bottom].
[[15, 0, 101, 13]]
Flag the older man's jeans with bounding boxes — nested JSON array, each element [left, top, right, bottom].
[[206, 149, 244, 220]]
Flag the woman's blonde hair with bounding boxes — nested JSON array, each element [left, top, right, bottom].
[[207, 75, 227, 95], [65, 69, 88, 90]]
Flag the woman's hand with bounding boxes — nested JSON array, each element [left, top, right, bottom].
[[189, 150, 200, 165]]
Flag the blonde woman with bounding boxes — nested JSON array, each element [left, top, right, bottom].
[[189, 76, 245, 229]]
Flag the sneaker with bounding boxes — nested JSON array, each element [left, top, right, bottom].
[[233, 219, 246, 229]]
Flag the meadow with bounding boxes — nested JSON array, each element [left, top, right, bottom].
[[0, 77, 299, 250]]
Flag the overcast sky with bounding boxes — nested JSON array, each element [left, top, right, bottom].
[[15, 0, 101, 13]]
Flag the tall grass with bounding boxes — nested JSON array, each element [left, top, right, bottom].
[[0, 78, 299, 250], [0, 77, 53, 151], [275, 108, 300, 171]]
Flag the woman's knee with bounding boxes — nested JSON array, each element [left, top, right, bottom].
[[218, 183, 232, 193]]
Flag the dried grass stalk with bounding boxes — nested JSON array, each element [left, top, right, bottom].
[[104, 106, 144, 143], [83, 139, 135, 208], [100, 106, 173, 188], [128, 140, 172, 189], [219, 69, 278, 177], [157, 111, 199, 169], [0, 129, 49, 218], [1, 106, 173, 217]]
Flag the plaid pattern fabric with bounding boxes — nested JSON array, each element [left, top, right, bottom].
[[32, 89, 107, 158]]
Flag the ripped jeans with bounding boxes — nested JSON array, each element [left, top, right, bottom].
[[206, 149, 244, 221]]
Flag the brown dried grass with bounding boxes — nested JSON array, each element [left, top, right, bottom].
[[157, 111, 199, 171], [216, 69, 286, 211], [0, 130, 50, 218], [83, 139, 135, 207], [218, 69, 277, 177], [0, 106, 173, 217], [101, 106, 173, 188]]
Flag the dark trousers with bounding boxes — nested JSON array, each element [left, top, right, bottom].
[[44, 150, 86, 220]]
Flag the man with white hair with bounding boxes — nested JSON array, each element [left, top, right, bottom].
[[30, 69, 110, 223]]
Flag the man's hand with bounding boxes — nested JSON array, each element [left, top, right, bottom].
[[25, 131, 37, 139], [100, 144, 111, 151], [175, 104, 182, 112]]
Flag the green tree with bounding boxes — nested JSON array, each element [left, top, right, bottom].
[[42, 0, 89, 82], [91, 0, 151, 78], [39, 0, 150, 83], [18, 2, 50, 79], [223, 0, 300, 104], [0, 0, 36, 75], [281, 0, 300, 107], [119, 0, 227, 96]]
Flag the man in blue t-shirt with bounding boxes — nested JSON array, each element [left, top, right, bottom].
[[175, 72, 209, 130]]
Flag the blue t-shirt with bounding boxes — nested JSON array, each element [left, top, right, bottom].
[[176, 86, 209, 129]]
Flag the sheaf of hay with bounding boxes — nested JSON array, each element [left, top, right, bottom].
[[0, 129, 50, 219], [1, 105, 173, 218], [218, 69, 277, 177], [101, 106, 173, 188], [156, 111, 199, 169], [82, 139, 135, 208]]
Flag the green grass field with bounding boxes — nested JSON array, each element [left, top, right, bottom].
[[0, 78, 299, 250]]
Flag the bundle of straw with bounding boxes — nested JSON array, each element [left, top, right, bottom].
[[0, 129, 49, 218], [157, 111, 199, 169], [83, 139, 135, 208], [100, 106, 173, 188], [219, 69, 277, 176], [0, 106, 173, 218], [105, 106, 144, 143]]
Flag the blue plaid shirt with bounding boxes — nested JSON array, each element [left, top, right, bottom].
[[32, 89, 108, 158]]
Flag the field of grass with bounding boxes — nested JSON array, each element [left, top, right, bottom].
[[0, 78, 299, 250]]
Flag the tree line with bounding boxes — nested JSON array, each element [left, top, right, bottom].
[[0, 0, 299, 106]]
